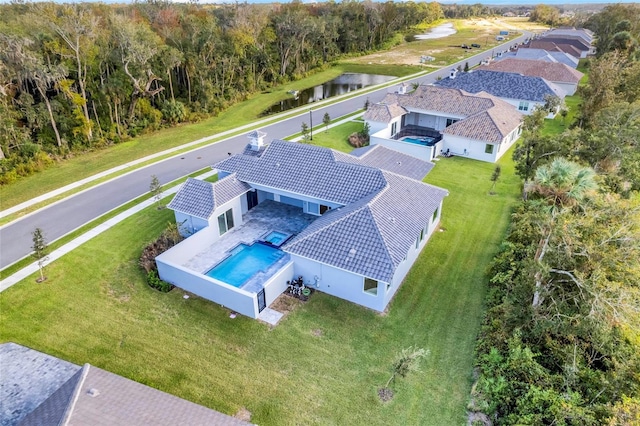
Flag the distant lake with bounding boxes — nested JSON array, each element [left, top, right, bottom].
[[261, 73, 395, 116], [415, 23, 457, 40]]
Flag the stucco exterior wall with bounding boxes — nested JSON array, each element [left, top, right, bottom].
[[552, 81, 577, 96], [290, 255, 389, 312], [367, 120, 388, 135], [442, 135, 500, 162], [175, 212, 209, 237], [263, 262, 294, 308], [156, 259, 258, 318]]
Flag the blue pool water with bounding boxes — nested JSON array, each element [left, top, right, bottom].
[[205, 243, 285, 287], [263, 231, 290, 247], [402, 136, 436, 147]]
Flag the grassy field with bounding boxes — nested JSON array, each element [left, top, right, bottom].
[[541, 59, 589, 136], [348, 17, 548, 68], [0, 136, 521, 424]]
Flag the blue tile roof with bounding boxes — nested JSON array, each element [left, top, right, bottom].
[[333, 145, 434, 180], [434, 70, 566, 102], [216, 140, 388, 205], [168, 175, 250, 219], [284, 171, 447, 282]]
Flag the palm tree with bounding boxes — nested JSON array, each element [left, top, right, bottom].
[[528, 158, 598, 308]]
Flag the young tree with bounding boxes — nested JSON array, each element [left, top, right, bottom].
[[489, 165, 501, 194], [31, 227, 49, 283], [300, 121, 310, 143], [149, 175, 163, 209], [363, 97, 370, 111], [383, 346, 429, 390], [323, 112, 331, 132], [464, 61, 469, 72]]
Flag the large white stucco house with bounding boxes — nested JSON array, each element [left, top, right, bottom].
[[364, 85, 523, 163], [156, 135, 448, 319]]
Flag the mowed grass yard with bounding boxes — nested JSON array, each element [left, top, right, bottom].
[[0, 141, 521, 424]]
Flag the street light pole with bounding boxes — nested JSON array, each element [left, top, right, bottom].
[[309, 109, 313, 141]]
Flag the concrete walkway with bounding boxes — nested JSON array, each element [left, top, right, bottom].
[[0, 170, 217, 292]]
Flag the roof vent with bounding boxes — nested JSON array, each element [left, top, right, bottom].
[[87, 388, 100, 397], [348, 248, 357, 257], [389, 217, 396, 223]]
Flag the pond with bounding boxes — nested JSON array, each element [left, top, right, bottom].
[[260, 73, 395, 116], [415, 22, 457, 40]]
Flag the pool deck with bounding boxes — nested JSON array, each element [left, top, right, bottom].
[[183, 200, 316, 291]]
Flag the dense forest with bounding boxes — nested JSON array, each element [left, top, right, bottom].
[[470, 4, 640, 425], [0, 0, 445, 184]]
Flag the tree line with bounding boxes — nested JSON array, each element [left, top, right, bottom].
[[470, 5, 640, 424], [0, 0, 445, 184]]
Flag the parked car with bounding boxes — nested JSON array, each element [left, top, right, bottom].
[[471, 43, 481, 48]]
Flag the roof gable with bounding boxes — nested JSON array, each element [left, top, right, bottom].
[[168, 175, 250, 220]]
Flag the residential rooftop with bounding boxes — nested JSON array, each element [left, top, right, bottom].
[[497, 48, 579, 69], [433, 70, 566, 102], [478, 58, 583, 83]]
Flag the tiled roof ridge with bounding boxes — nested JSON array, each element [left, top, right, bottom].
[[380, 170, 449, 195], [286, 184, 389, 248], [60, 363, 91, 426]]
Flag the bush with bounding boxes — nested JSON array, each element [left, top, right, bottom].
[[146, 270, 174, 293]]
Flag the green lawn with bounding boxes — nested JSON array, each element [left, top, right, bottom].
[[0, 140, 521, 424], [300, 120, 364, 152]]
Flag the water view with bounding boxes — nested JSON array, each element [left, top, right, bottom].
[[414, 22, 457, 40], [261, 73, 395, 116]]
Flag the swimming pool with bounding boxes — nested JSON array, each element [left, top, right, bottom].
[[205, 243, 285, 288], [262, 230, 291, 247], [401, 136, 437, 147]]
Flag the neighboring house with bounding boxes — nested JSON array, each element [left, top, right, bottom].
[[537, 36, 593, 57], [478, 58, 584, 95], [157, 137, 448, 317], [496, 47, 580, 69], [528, 40, 586, 59], [1, 342, 249, 426], [546, 28, 594, 45], [434, 69, 566, 118], [364, 85, 523, 162]]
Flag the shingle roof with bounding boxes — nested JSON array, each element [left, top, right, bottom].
[[215, 140, 387, 205], [4, 343, 250, 426], [433, 70, 566, 102], [529, 40, 583, 58], [363, 102, 407, 122], [503, 48, 579, 68], [333, 145, 434, 180], [400, 85, 496, 116], [539, 36, 590, 51], [1, 342, 81, 425], [168, 175, 250, 220], [443, 105, 521, 143], [478, 58, 583, 83], [284, 171, 448, 282], [547, 28, 593, 43]]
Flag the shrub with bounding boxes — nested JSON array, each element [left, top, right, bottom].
[[146, 270, 173, 293]]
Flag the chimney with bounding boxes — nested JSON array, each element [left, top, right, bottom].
[[248, 130, 266, 151], [450, 68, 458, 79], [398, 83, 408, 94]]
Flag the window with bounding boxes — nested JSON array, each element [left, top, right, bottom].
[[485, 144, 494, 154], [432, 207, 439, 223], [364, 278, 378, 295], [446, 118, 459, 127], [217, 209, 234, 235], [391, 121, 397, 136], [518, 101, 529, 111], [419, 228, 425, 242]]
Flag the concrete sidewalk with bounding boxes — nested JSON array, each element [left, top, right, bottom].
[[0, 170, 217, 292]]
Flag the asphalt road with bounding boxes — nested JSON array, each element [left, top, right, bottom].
[[0, 33, 529, 269]]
